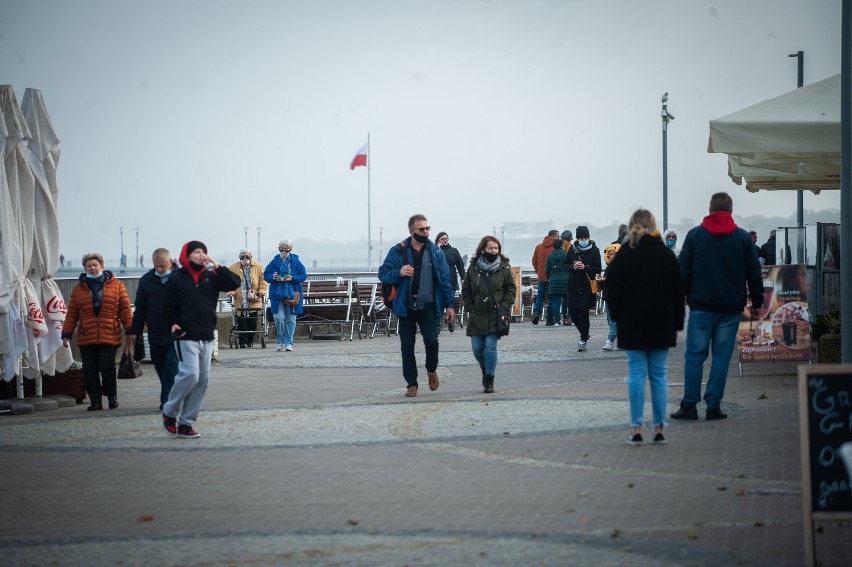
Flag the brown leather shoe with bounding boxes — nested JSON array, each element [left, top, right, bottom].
[[405, 385, 418, 397], [428, 371, 439, 391]]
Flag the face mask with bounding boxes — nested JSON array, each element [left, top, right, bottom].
[[666, 239, 676, 248], [156, 269, 172, 279], [85, 272, 102, 279], [412, 232, 428, 244], [483, 252, 499, 263], [241, 258, 251, 266], [578, 240, 590, 248]]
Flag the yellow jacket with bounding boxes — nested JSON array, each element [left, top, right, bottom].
[[228, 260, 268, 309]]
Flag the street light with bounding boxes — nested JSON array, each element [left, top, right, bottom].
[[135, 227, 139, 267], [244, 226, 248, 250], [789, 51, 804, 229], [119, 226, 124, 268], [257, 227, 261, 258], [661, 92, 675, 231]]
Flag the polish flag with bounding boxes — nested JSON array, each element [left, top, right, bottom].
[[350, 143, 368, 170]]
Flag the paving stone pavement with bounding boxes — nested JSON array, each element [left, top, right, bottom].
[[1, 314, 850, 566]]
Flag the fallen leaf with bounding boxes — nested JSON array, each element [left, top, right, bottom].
[[137, 514, 154, 522], [610, 528, 621, 538], [753, 521, 764, 527], [566, 508, 576, 513], [736, 473, 745, 479], [717, 486, 727, 491], [347, 519, 359, 525], [503, 431, 510, 436], [758, 392, 768, 400], [687, 530, 699, 540], [576, 492, 589, 498], [627, 483, 634, 488], [735, 489, 746, 497]]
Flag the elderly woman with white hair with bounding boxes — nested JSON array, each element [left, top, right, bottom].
[[263, 240, 307, 351], [227, 249, 268, 348]]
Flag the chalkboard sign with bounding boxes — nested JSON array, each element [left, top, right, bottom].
[[799, 365, 852, 566], [800, 367, 852, 512]]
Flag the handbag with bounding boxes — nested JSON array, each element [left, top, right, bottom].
[[117, 352, 142, 379], [586, 273, 603, 295], [283, 290, 301, 306], [482, 270, 510, 337]]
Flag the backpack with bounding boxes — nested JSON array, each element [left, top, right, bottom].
[[381, 242, 407, 308]]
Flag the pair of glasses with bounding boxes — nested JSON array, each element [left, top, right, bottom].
[[279, 248, 291, 253], [239, 256, 250, 260], [414, 226, 431, 233]]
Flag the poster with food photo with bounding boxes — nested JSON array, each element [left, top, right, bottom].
[[738, 265, 810, 363]]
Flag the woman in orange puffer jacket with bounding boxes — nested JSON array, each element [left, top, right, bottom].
[[62, 252, 134, 411]]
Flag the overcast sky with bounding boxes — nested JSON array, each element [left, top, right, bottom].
[[1, 0, 842, 265]]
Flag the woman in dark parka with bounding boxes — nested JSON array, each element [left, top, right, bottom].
[[565, 225, 602, 351], [605, 209, 685, 445], [461, 235, 516, 394]]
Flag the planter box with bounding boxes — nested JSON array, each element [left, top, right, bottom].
[[0, 368, 87, 404], [817, 334, 841, 364]]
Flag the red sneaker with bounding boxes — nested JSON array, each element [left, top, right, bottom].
[[162, 413, 177, 436], [176, 424, 201, 439]]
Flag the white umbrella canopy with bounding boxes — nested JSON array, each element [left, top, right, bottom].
[[0, 109, 29, 382], [707, 74, 840, 192], [22, 88, 71, 375], [0, 85, 47, 385]]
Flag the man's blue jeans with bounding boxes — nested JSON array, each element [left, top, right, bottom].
[[626, 348, 669, 428], [534, 280, 554, 322], [274, 300, 297, 348], [398, 306, 439, 388], [682, 310, 740, 409]]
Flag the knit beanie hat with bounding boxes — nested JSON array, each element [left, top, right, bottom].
[[186, 240, 207, 255], [561, 229, 573, 241], [576, 226, 590, 239]]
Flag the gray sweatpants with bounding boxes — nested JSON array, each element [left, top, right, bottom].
[[163, 340, 213, 427]]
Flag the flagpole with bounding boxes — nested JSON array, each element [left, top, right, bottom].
[[367, 132, 371, 271]]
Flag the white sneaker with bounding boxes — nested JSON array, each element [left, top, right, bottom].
[[602, 340, 613, 351], [285, 345, 293, 352], [276, 345, 283, 351], [577, 340, 587, 352]]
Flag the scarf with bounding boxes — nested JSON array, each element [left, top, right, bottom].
[[476, 256, 501, 273]]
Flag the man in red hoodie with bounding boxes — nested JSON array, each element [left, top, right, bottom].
[[671, 193, 763, 421], [531, 230, 559, 325]]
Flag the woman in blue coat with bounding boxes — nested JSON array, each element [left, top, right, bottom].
[[264, 239, 307, 351]]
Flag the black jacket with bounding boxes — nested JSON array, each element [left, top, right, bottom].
[[441, 244, 466, 290], [759, 235, 776, 265], [130, 266, 176, 344], [605, 235, 685, 350], [565, 241, 602, 293], [163, 266, 240, 341]]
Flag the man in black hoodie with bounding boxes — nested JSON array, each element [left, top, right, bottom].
[[671, 193, 763, 421], [161, 240, 240, 438]]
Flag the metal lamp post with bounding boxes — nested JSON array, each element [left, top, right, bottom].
[[257, 227, 261, 258], [119, 226, 124, 268], [135, 227, 139, 267], [789, 51, 804, 229], [661, 93, 675, 231]]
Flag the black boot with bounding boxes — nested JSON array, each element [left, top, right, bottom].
[[87, 402, 102, 411], [481, 367, 487, 389], [484, 374, 494, 394], [108, 396, 119, 409]]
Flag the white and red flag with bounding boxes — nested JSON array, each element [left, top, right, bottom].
[[349, 143, 368, 170]]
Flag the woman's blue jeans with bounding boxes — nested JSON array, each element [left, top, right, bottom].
[[470, 333, 499, 375], [605, 304, 618, 342], [626, 348, 669, 428], [274, 300, 297, 347]]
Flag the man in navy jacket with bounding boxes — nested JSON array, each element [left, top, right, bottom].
[[378, 214, 456, 398], [671, 193, 763, 421]]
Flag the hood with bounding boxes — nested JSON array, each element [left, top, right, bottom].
[[179, 241, 206, 284], [540, 235, 555, 246], [700, 211, 737, 236]]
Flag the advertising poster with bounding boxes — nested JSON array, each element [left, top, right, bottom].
[[738, 265, 810, 363]]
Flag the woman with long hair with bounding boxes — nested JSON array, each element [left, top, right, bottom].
[[461, 236, 516, 393], [604, 209, 684, 445]]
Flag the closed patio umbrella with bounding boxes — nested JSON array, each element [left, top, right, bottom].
[[22, 88, 72, 378]]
